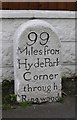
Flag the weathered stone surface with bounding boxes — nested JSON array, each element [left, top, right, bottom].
[[1, 11, 76, 79], [2, 19, 29, 41], [47, 19, 75, 42], [1, 64, 75, 82], [2, 19, 75, 42], [2, 67, 14, 81], [2, 41, 13, 67], [62, 65, 75, 77], [61, 42, 75, 64], [1, 41, 75, 67], [0, 41, 2, 68], [0, 68, 2, 83], [1, 10, 75, 19], [0, 20, 2, 42], [14, 20, 61, 102]]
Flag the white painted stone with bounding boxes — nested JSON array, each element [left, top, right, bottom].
[[1, 10, 33, 19], [2, 19, 75, 42], [1, 64, 75, 82], [1, 41, 13, 67], [0, 41, 2, 68], [14, 20, 62, 103], [0, 19, 2, 42], [2, 67, 14, 81], [0, 68, 2, 83], [1, 41, 75, 68], [2, 19, 29, 41], [1, 10, 76, 81], [62, 65, 75, 77], [0, 10, 75, 19], [61, 42, 75, 64], [47, 19, 75, 42], [33, 11, 75, 19]]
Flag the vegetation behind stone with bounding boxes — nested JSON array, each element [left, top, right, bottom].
[[2, 77, 76, 110]]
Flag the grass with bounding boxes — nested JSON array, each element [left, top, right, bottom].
[[2, 80, 32, 110], [19, 101, 32, 107], [2, 80, 17, 110], [2, 76, 76, 110], [57, 96, 65, 103]]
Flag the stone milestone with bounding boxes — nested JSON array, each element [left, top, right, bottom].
[[14, 20, 62, 103]]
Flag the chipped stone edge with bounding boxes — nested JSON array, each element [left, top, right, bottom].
[[0, 10, 76, 19]]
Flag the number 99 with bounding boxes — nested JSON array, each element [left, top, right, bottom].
[[27, 32, 49, 46], [40, 32, 49, 45], [27, 32, 37, 46]]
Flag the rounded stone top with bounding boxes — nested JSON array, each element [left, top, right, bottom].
[[14, 19, 61, 47]]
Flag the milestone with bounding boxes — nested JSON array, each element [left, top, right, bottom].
[[17, 45, 60, 56]]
